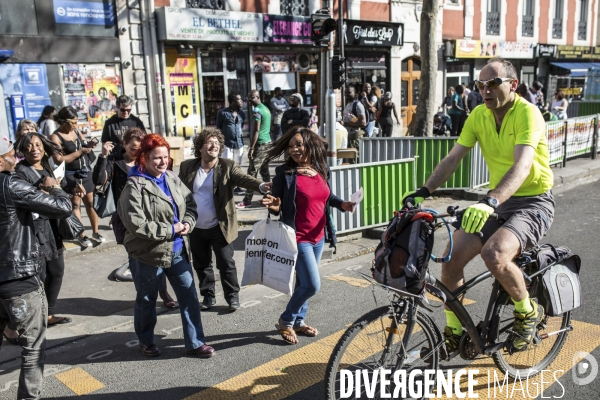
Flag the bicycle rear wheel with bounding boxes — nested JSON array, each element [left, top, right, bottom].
[[491, 292, 571, 378], [324, 304, 440, 400]]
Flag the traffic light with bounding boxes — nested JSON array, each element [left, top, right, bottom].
[[311, 12, 337, 47], [331, 56, 346, 89]]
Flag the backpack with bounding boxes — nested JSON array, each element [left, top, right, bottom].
[[353, 100, 370, 126], [371, 209, 435, 295]]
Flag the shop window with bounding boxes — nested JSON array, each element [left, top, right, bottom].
[[0, 0, 38, 35], [281, 0, 309, 17], [202, 52, 224, 73], [227, 50, 249, 101]]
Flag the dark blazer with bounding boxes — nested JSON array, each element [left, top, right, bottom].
[[178, 157, 264, 244], [270, 164, 344, 250]]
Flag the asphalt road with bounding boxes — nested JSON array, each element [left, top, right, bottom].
[[1, 178, 600, 399]]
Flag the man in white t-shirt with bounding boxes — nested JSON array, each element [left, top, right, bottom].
[[178, 128, 271, 312], [340, 85, 366, 153]]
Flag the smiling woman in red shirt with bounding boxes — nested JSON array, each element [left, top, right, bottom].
[[261, 127, 355, 345]]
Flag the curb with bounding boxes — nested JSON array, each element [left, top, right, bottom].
[[553, 164, 600, 185], [63, 240, 119, 259]]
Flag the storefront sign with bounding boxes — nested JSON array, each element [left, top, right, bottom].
[[455, 40, 499, 58], [499, 42, 534, 59], [555, 45, 600, 60], [53, 0, 115, 26], [343, 20, 403, 47], [538, 44, 556, 57], [263, 15, 311, 44], [347, 55, 386, 69], [165, 48, 200, 138], [156, 7, 262, 42]]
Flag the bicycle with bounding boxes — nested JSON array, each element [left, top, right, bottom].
[[324, 205, 573, 399]]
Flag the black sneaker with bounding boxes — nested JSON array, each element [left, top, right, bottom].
[[443, 326, 464, 357], [228, 299, 240, 312], [201, 296, 216, 310], [509, 299, 544, 352], [234, 187, 245, 194]]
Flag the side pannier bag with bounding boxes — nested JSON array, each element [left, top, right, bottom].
[[535, 245, 582, 317]]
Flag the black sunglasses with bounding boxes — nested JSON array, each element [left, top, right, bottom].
[[120, 108, 132, 113]]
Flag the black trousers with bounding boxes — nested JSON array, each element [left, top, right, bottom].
[[40, 252, 65, 316], [189, 225, 239, 301]]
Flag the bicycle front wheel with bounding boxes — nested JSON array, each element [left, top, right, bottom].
[[324, 305, 440, 400], [491, 292, 571, 378]]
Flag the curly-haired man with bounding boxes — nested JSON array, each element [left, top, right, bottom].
[[179, 127, 271, 311]]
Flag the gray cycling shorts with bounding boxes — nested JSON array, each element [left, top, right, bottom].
[[478, 191, 555, 252]]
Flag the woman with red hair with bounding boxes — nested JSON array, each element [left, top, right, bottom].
[[118, 134, 214, 358]]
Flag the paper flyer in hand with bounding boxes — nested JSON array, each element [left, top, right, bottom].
[[350, 187, 364, 212]]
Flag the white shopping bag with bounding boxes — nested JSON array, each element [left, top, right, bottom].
[[242, 218, 298, 296], [241, 219, 268, 286]]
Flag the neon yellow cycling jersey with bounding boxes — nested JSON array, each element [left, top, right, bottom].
[[457, 95, 553, 196]]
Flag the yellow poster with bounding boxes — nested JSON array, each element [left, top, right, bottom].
[[165, 48, 200, 139], [455, 39, 499, 58]]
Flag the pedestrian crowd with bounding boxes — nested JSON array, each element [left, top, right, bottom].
[[440, 79, 565, 137], [1, 60, 554, 398], [0, 89, 357, 399]]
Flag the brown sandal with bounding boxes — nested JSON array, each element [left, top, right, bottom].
[[276, 324, 298, 345], [294, 325, 319, 337]]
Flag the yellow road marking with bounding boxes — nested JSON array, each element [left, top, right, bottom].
[[439, 319, 600, 399], [54, 367, 105, 396], [187, 313, 417, 399], [327, 275, 371, 288]]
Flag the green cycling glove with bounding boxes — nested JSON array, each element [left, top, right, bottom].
[[402, 187, 431, 206], [461, 203, 494, 233]]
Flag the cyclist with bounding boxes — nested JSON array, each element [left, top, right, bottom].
[[403, 57, 554, 354]]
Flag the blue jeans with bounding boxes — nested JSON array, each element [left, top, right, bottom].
[[280, 238, 325, 328], [365, 120, 376, 137], [129, 249, 206, 350]]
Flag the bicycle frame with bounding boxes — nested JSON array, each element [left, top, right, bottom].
[[424, 271, 506, 356]]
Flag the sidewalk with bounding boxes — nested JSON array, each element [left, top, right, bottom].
[[2, 155, 598, 365]]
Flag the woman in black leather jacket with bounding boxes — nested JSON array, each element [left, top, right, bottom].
[[3, 133, 72, 343]]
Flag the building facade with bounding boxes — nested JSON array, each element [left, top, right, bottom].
[[441, 0, 599, 106]]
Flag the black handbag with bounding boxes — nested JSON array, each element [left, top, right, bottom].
[[93, 180, 116, 218], [29, 165, 85, 240], [56, 213, 85, 240]]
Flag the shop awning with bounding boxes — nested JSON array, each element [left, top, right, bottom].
[[550, 62, 600, 77]]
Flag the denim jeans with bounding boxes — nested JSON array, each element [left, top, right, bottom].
[[365, 120, 376, 137], [129, 248, 206, 350], [0, 286, 47, 400], [280, 238, 324, 328]]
